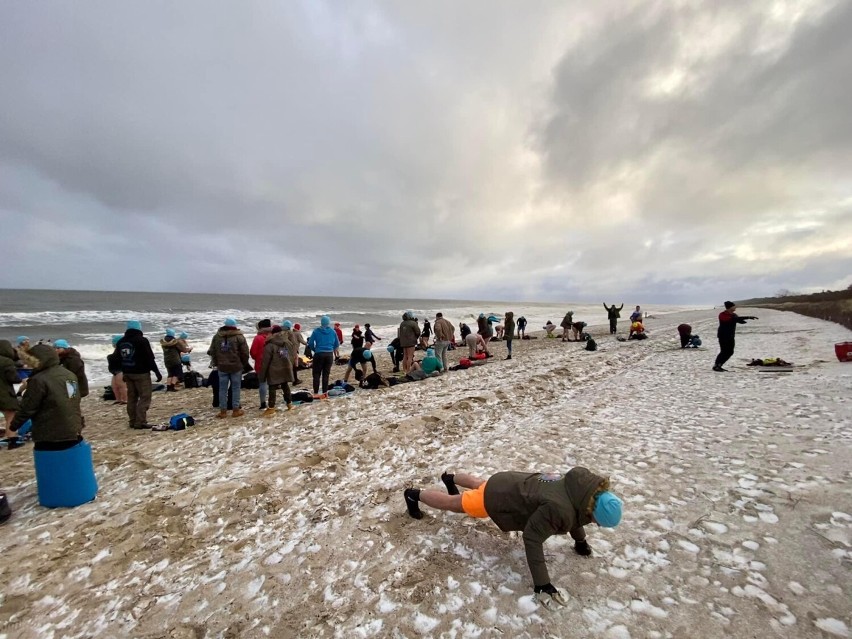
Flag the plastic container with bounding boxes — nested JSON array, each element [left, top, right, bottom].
[[836, 342, 852, 362], [33, 440, 98, 508]]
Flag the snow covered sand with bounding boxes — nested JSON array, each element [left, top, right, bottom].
[[1, 308, 850, 638]]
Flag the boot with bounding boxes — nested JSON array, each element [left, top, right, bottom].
[[262, 407, 277, 416], [231, 408, 245, 418], [259, 402, 267, 410], [286, 403, 293, 410], [216, 410, 228, 419]]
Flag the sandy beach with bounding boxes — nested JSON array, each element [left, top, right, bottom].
[[1, 308, 850, 639]]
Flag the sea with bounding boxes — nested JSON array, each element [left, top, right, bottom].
[[0, 289, 704, 386]]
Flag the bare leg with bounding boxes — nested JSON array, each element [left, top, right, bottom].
[[419, 490, 465, 513], [453, 473, 485, 489]]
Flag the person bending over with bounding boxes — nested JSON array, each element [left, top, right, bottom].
[[343, 347, 376, 383], [404, 466, 623, 608]]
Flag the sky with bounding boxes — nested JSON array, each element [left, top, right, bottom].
[[1, 0, 850, 304]]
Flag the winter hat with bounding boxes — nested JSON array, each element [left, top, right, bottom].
[[271, 325, 282, 334], [180, 332, 188, 339], [321, 315, 331, 327], [593, 491, 623, 528], [225, 317, 238, 327], [334, 322, 341, 327], [282, 320, 292, 330], [54, 339, 70, 349], [127, 320, 142, 331], [362, 349, 372, 360], [479, 313, 485, 319], [294, 323, 301, 331], [426, 348, 435, 357], [386, 345, 395, 353], [165, 328, 176, 337], [257, 319, 272, 329], [111, 334, 122, 346], [354, 324, 360, 330], [724, 301, 735, 309], [16, 336, 29, 345]]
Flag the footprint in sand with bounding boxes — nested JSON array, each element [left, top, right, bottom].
[[235, 483, 269, 499]]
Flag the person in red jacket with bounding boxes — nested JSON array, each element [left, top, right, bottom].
[[250, 319, 272, 409], [713, 301, 758, 371]]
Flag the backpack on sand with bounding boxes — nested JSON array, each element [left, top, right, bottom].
[[585, 338, 597, 351], [169, 413, 195, 430]]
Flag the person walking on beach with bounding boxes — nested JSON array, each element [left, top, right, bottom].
[[0, 340, 21, 442], [364, 324, 381, 344], [115, 320, 162, 429], [560, 312, 574, 341], [398, 312, 420, 374], [308, 315, 340, 394], [159, 329, 186, 392], [403, 466, 623, 608], [603, 303, 623, 334], [260, 325, 295, 414], [713, 302, 758, 372], [54, 339, 89, 398], [516, 316, 527, 339], [208, 317, 250, 418], [433, 313, 454, 372], [504, 311, 516, 360], [107, 335, 127, 404], [250, 319, 273, 409]]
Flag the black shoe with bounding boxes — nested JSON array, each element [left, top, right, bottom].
[[404, 488, 423, 519], [441, 472, 459, 495], [505, 355, 512, 360], [130, 423, 152, 430], [0, 492, 11, 525], [259, 402, 267, 410], [712, 366, 727, 372], [574, 540, 592, 556]]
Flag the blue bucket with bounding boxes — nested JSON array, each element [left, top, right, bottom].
[[33, 440, 98, 508]]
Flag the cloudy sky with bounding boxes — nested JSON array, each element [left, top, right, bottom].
[[1, 0, 850, 304]]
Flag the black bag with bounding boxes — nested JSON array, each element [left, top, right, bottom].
[[184, 371, 203, 389], [102, 385, 116, 401], [291, 390, 314, 403], [585, 338, 597, 351], [241, 371, 259, 389]]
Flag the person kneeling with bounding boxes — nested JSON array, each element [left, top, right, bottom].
[[403, 466, 622, 608], [343, 347, 376, 383]]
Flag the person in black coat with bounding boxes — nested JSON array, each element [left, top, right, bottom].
[[713, 302, 758, 371]]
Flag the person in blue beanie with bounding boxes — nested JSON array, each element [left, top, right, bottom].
[[307, 315, 340, 394], [404, 466, 623, 609]]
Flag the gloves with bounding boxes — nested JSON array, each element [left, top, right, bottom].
[[534, 583, 569, 609], [574, 540, 592, 556], [155, 373, 163, 382]]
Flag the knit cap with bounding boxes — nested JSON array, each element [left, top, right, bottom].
[[593, 491, 623, 528]]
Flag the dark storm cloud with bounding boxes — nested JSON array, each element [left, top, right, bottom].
[[0, 1, 849, 302]]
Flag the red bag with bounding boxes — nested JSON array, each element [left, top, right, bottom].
[[472, 353, 487, 360], [459, 358, 472, 368]]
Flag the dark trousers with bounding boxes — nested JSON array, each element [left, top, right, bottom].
[[269, 382, 292, 407], [715, 337, 735, 367], [124, 373, 152, 427], [609, 319, 617, 334], [312, 352, 334, 394]]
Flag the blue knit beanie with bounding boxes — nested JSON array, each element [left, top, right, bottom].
[[127, 320, 142, 331], [321, 315, 331, 327], [111, 334, 122, 346], [594, 491, 623, 527], [362, 349, 372, 360], [165, 328, 176, 337], [282, 320, 292, 330], [180, 332, 188, 339], [426, 348, 435, 357], [225, 317, 237, 327], [386, 345, 395, 353], [16, 336, 29, 345], [54, 339, 70, 349]]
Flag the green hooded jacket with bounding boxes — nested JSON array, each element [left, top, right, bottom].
[[504, 312, 516, 340], [484, 467, 606, 586], [260, 332, 296, 385], [60, 347, 89, 398], [207, 327, 250, 374], [160, 336, 186, 369], [0, 340, 21, 412], [11, 344, 84, 443]]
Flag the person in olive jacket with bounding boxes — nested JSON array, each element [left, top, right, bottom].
[[504, 311, 516, 360], [115, 320, 162, 429], [0, 340, 21, 439], [207, 317, 250, 418], [54, 339, 89, 398], [160, 329, 188, 392], [10, 344, 84, 448], [404, 466, 623, 609], [259, 325, 296, 413], [397, 311, 420, 374]]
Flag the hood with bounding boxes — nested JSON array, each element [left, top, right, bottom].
[[217, 327, 244, 337], [124, 328, 144, 338], [160, 336, 178, 347], [564, 467, 607, 526], [505, 312, 514, 320], [267, 332, 286, 346], [29, 343, 61, 372], [0, 340, 16, 360]]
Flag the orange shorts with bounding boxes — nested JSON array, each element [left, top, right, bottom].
[[461, 481, 489, 518]]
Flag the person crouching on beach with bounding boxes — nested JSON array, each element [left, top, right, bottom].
[[260, 325, 296, 414], [307, 316, 340, 394], [398, 312, 420, 374], [543, 321, 558, 337], [404, 467, 623, 609], [208, 317, 250, 418], [343, 346, 376, 383]]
